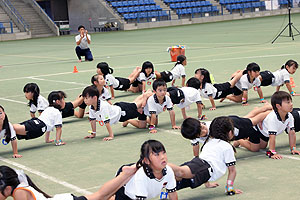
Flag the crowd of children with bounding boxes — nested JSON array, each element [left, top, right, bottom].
[[1, 34, 300, 199]]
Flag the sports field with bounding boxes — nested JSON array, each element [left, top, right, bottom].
[[1, 13, 300, 199]]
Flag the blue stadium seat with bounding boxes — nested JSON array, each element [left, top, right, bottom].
[[212, 6, 218, 12], [202, 6, 208, 13], [186, 2, 191, 7], [150, 5, 156, 10], [156, 5, 162, 10], [170, 3, 176, 9], [190, 2, 196, 7], [117, 7, 123, 13], [123, 7, 129, 12], [129, 13, 136, 19], [140, 6, 145, 11], [129, 7, 134, 12], [180, 2, 186, 8], [123, 14, 130, 20], [186, 8, 192, 13], [111, 2, 117, 7], [123, 1, 129, 6], [260, 1, 265, 7], [133, 0, 139, 5], [145, 5, 151, 10], [134, 6, 140, 12], [181, 8, 187, 14], [117, 1, 123, 7]]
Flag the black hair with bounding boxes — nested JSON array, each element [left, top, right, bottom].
[[271, 91, 292, 112], [181, 118, 201, 140], [141, 61, 154, 77], [136, 140, 166, 172], [48, 91, 66, 110], [243, 62, 260, 75], [0, 165, 51, 198], [152, 79, 167, 91], [201, 116, 236, 152], [82, 85, 99, 98], [91, 74, 98, 85], [96, 62, 113, 78], [186, 77, 201, 90], [23, 83, 40, 107], [282, 59, 298, 70], [77, 25, 85, 31], [0, 105, 11, 144], [171, 55, 186, 70], [197, 68, 211, 88]]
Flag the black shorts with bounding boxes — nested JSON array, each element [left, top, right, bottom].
[[229, 116, 262, 144], [213, 82, 232, 99], [115, 77, 131, 90], [160, 71, 173, 83], [79, 101, 87, 109], [17, 118, 47, 140], [131, 79, 142, 87], [260, 71, 274, 86], [71, 195, 88, 200], [167, 87, 185, 104], [291, 108, 300, 132], [115, 102, 145, 122], [177, 157, 211, 190], [231, 86, 243, 96], [61, 102, 74, 118]]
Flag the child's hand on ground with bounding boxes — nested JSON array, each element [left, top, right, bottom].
[[209, 107, 216, 111], [235, 189, 243, 194], [242, 103, 249, 106], [12, 154, 22, 158], [204, 182, 219, 188], [84, 133, 96, 139], [45, 139, 54, 143], [260, 100, 267, 103], [149, 129, 157, 134], [271, 154, 282, 159], [172, 125, 180, 130], [291, 149, 300, 155], [103, 136, 114, 141]]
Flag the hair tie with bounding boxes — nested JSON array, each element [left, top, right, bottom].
[[15, 169, 29, 187]]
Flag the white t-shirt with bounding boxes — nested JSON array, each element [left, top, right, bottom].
[[143, 94, 173, 117], [124, 165, 177, 199], [75, 34, 91, 49], [105, 74, 119, 88], [235, 74, 261, 91], [38, 107, 62, 132], [137, 72, 156, 82], [272, 68, 290, 86], [190, 121, 212, 145], [14, 184, 74, 200], [0, 122, 16, 141], [199, 138, 236, 181], [170, 64, 186, 80], [257, 110, 294, 137], [177, 87, 202, 109], [30, 95, 49, 113], [99, 87, 111, 101], [89, 98, 121, 125], [200, 83, 218, 99]]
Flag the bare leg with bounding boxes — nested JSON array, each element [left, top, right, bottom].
[[155, 71, 162, 79], [123, 119, 147, 128], [248, 111, 271, 126], [235, 139, 260, 152], [76, 108, 85, 118], [244, 103, 272, 118], [229, 71, 243, 88], [128, 67, 141, 83], [85, 165, 137, 200], [72, 96, 84, 108], [225, 94, 243, 103], [45, 131, 53, 143], [133, 89, 153, 108], [13, 124, 26, 135], [128, 85, 140, 93]]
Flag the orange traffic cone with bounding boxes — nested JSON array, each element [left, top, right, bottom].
[[73, 66, 78, 73], [290, 77, 296, 88]]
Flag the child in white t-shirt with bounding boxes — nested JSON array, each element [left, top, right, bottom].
[[259, 59, 300, 96], [0, 105, 21, 158], [13, 91, 65, 146], [23, 83, 49, 118], [169, 117, 242, 195], [115, 140, 178, 200], [155, 55, 187, 87]]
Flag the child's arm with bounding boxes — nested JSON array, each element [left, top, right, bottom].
[[241, 91, 248, 106], [181, 76, 186, 87], [107, 100, 113, 105], [44, 131, 53, 143], [268, 134, 282, 159], [276, 86, 281, 92], [168, 191, 178, 200], [86, 31, 91, 44], [169, 110, 180, 129], [30, 112, 35, 118], [55, 126, 65, 145], [181, 108, 188, 119], [285, 83, 300, 96], [193, 144, 200, 157], [171, 79, 176, 87], [11, 140, 22, 158], [142, 81, 146, 93], [85, 120, 96, 139], [226, 165, 242, 195], [149, 114, 157, 133], [208, 96, 216, 110], [103, 122, 114, 141], [288, 130, 300, 155], [109, 85, 115, 99], [256, 87, 266, 103]]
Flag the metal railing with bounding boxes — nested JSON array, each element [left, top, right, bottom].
[[0, 21, 13, 33], [2, 0, 30, 31]]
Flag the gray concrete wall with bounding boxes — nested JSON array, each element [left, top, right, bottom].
[[67, 0, 122, 33]]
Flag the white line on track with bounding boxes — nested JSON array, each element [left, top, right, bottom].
[[0, 156, 92, 195], [28, 77, 87, 86], [0, 97, 27, 105]]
